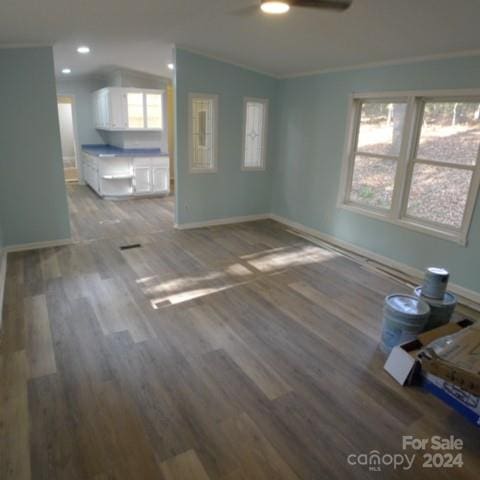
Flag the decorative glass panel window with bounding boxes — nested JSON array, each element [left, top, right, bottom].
[[243, 98, 268, 170], [189, 94, 218, 173], [146, 93, 163, 129], [339, 93, 480, 244], [347, 100, 407, 210], [127, 92, 145, 128]]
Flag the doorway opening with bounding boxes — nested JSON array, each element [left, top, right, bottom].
[[57, 95, 79, 182]]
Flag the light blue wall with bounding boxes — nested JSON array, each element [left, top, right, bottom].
[[56, 76, 107, 146], [272, 55, 480, 293], [175, 49, 278, 224], [0, 47, 71, 246]]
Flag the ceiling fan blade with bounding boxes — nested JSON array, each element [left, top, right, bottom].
[[290, 0, 352, 10]]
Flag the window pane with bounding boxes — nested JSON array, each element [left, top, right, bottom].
[[244, 101, 266, 168], [198, 111, 207, 147], [191, 97, 215, 170], [146, 94, 162, 129], [349, 155, 397, 209], [127, 93, 144, 128], [357, 102, 407, 156], [417, 102, 480, 165], [406, 163, 472, 228]]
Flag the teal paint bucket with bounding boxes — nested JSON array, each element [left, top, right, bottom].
[[422, 267, 449, 300], [413, 287, 457, 331], [381, 294, 431, 353]]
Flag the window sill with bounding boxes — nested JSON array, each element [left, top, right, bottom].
[[338, 202, 467, 246], [241, 166, 266, 172]]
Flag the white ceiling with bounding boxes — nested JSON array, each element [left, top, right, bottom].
[[1, 0, 480, 78]]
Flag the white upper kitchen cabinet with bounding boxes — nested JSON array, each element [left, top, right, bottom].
[[93, 88, 124, 129], [93, 87, 164, 131]]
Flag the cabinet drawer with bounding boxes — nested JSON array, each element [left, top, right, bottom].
[[150, 156, 169, 168], [100, 157, 132, 176], [133, 157, 151, 167], [133, 157, 169, 168]]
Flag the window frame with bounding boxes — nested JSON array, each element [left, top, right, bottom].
[[338, 90, 480, 246], [242, 97, 269, 171], [188, 93, 219, 174]]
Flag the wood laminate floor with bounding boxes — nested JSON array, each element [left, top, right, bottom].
[[1, 184, 479, 480]]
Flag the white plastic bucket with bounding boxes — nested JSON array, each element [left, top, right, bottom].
[[413, 286, 457, 331], [381, 294, 431, 353], [422, 267, 449, 300]]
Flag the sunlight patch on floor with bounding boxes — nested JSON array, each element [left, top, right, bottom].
[[143, 244, 335, 309], [242, 244, 333, 272]]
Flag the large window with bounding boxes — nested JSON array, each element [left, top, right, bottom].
[[339, 92, 480, 244], [189, 94, 218, 173], [243, 98, 268, 170]]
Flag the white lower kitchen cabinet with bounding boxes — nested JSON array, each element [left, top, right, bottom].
[[82, 153, 170, 199], [133, 165, 152, 194], [152, 166, 170, 193], [132, 157, 170, 196]]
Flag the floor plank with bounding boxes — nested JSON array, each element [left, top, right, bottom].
[[24, 295, 57, 379], [161, 450, 211, 480]]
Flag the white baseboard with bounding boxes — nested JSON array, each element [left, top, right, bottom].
[[269, 213, 480, 307], [4, 238, 72, 254], [175, 213, 270, 230], [0, 249, 6, 329]]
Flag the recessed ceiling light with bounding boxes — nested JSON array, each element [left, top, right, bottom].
[[260, 1, 290, 14], [62, 68, 72, 74], [77, 45, 90, 54], [167, 63, 175, 71]]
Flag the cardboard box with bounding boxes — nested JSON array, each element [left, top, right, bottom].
[[418, 323, 480, 396], [420, 372, 480, 426], [384, 319, 480, 427], [383, 320, 474, 386]]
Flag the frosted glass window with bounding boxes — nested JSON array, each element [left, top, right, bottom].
[[189, 94, 218, 172], [243, 99, 268, 170]]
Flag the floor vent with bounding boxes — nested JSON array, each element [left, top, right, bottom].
[[119, 244, 142, 251]]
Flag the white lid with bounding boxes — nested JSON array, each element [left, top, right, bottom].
[[426, 267, 449, 277], [385, 294, 430, 316], [413, 286, 457, 306]]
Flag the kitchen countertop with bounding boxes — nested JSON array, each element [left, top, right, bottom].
[[82, 144, 167, 158]]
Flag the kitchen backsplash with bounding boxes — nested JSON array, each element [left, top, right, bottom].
[[105, 131, 166, 151]]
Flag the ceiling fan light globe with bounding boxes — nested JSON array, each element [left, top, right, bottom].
[[261, 1, 291, 14]]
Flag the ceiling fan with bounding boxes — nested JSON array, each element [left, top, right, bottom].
[[233, 1, 352, 17]]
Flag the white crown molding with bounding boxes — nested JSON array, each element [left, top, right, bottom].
[[174, 45, 480, 81], [174, 45, 281, 79], [280, 49, 480, 79]]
